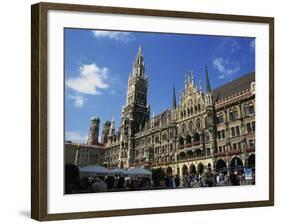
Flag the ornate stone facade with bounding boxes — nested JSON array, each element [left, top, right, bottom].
[[85, 47, 256, 176]]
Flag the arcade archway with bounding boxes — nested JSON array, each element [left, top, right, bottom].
[[230, 157, 243, 172], [178, 151, 186, 160], [182, 165, 188, 176], [197, 163, 204, 174], [189, 164, 196, 174], [166, 166, 173, 176], [216, 159, 227, 174]]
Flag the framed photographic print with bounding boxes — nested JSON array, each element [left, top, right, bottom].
[[31, 2, 274, 221]]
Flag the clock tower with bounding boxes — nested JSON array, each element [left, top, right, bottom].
[[120, 46, 150, 167]]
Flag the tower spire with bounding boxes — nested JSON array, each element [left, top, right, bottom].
[[138, 45, 142, 56], [132, 46, 145, 77], [205, 65, 211, 93], [109, 116, 115, 133], [173, 84, 177, 109], [87, 117, 100, 145]]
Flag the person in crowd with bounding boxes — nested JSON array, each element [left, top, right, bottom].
[[174, 175, 180, 188], [125, 179, 130, 190], [230, 171, 240, 186], [224, 173, 230, 186], [216, 173, 221, 186], [105, 176, 115, 190], [117, 176, 125, 189], [129, 178, 138, 191], [91, 177, 108, 193]]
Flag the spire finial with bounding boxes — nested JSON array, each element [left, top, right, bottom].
[[173, 84, 177, 109], [205, 65, 211, 93], [191, 70, 194, 85], [187, 70, 191, 83], [132, 45, 145, 77], [198, 80, 202, 93], [138, 45, 142, 56]]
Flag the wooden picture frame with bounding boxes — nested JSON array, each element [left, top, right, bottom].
[[31, 2, 274, 221]]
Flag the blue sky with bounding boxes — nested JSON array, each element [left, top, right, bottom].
[[64, 28, 255, 143]]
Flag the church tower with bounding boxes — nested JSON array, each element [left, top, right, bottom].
[[205, 65, 213, 107], [122, 46, 150, 133], [101, 120, 111, 144], [87, 117, 100, 145], [120, 46, 150, 167]]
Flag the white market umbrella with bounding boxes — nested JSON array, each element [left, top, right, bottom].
[[126, 167, 152, 177], [79, 165, 110, 177], [109, 168, 125, 175]]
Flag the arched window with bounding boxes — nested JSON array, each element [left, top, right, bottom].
[[194, 105, 197, 114], [229, 109, 234, 121], [182, 123, 186, 134], [249, 102, 255, 115], [179, 137, 184, 146], [187, 108, 190, 117], [233, 107, 239, 119], [196, 118, 201, 129], [193, 132, 200, 142], [205, 116, 208, 127], [188, 121, 194, 132], [244, 103, 249, 116], [190, 107, 193, 115], [205, 131, 210, 142], [186, 135, 192, 144], [198, 104, 201, 111], [217, 112, 224, 124]]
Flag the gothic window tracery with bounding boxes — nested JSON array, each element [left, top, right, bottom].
[[187, 108, 190, 117], [188, 121, 194, 132], [205, 131, 210, 142], [196, 118, 201, 129], [249, 102, 255, 115], [233, 107, 239, 119], [244, 103, 249, 116], [217, 112, 224, 124], [182, 123, 186, 134]]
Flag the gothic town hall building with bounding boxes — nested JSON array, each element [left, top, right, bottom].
[[67, 47, 256, 177]]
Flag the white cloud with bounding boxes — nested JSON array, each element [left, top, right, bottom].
[[228, 39, 241, 52], [66, 63, 110, 95], [68, 95, 87, 108], [213, 57, 240, 79], [65, 131, 88, 143], [92, 31, 134, 43], [213, 57, 225, 73], [215, 38, 241, 54]]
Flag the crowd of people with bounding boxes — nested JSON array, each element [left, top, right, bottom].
[[162, 169, 255, 189], [65, 166, 255, 194], [69, 175, 152, 193]]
